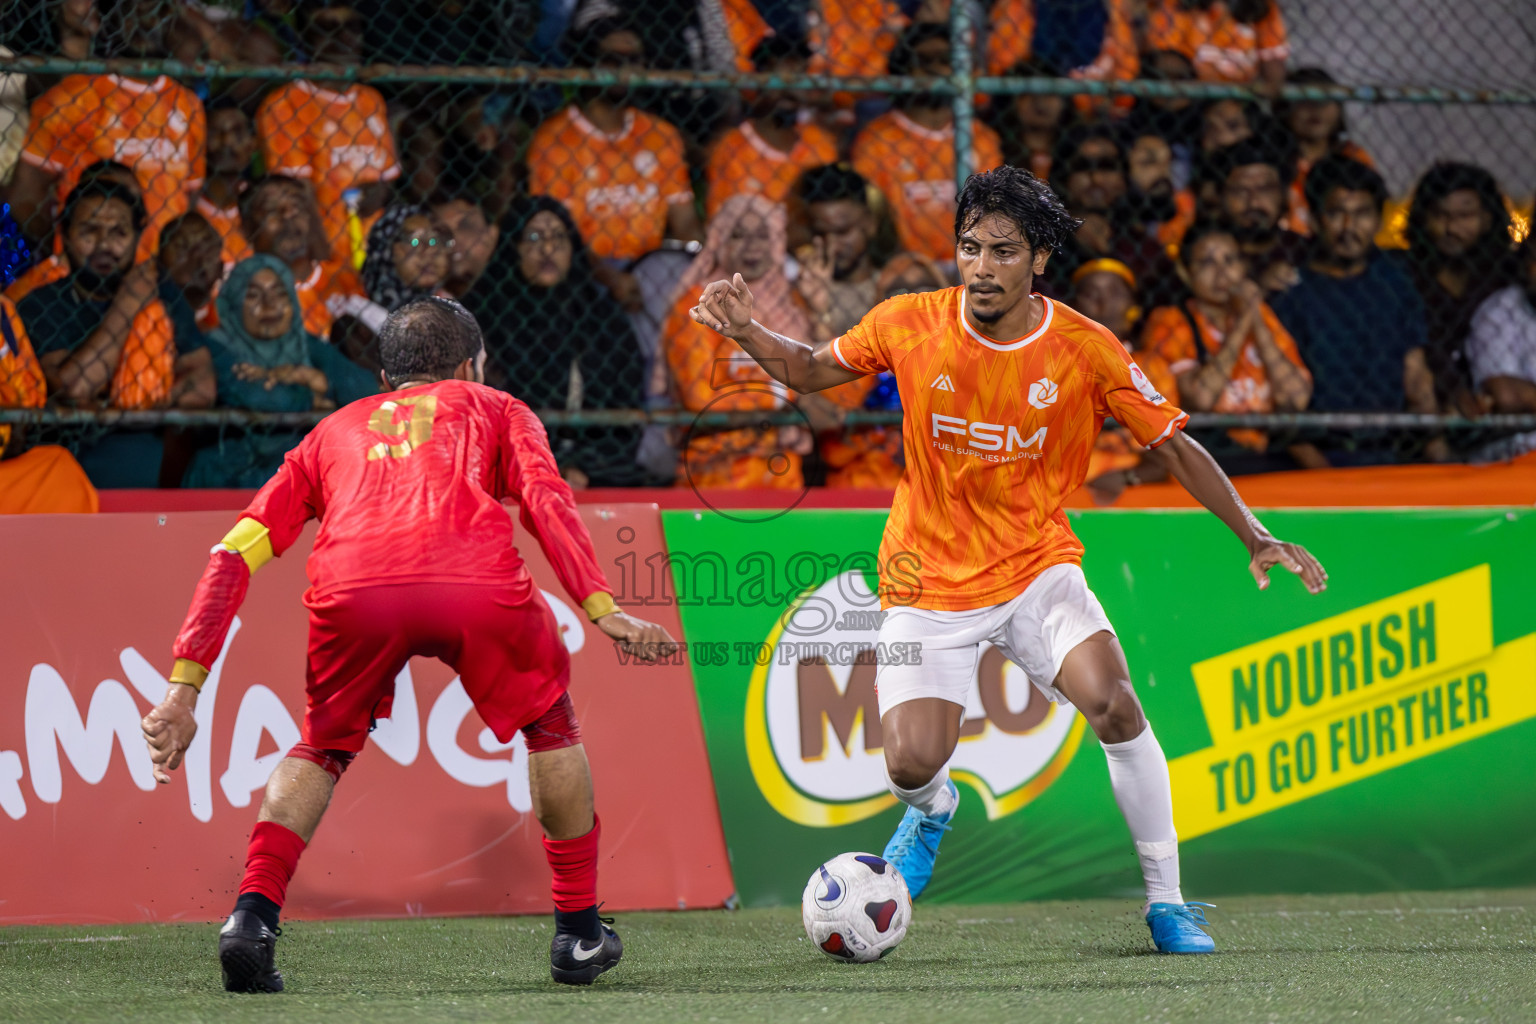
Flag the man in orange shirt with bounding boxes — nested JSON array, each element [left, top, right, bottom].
[[527, 16, 703, 308], [1143, 0, 1290, 87], [706, 36, 839, 219], [9, 70, 204, 263], [240, 176, 380, 341], [851, 24, 1004, 268], [198, 98, 257, 272], [691, 165, 1326, 955], [256, 2, 400, 266]]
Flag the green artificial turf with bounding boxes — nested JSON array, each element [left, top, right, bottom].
[[3, 889, 1533, 1023]]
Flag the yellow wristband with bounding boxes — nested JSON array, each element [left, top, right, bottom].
[[220, 517, 274, 573], [169, 658, 209, 691], [582, 592, 618, 621]]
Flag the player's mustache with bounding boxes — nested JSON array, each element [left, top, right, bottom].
[[968, 284, 1003, 294]]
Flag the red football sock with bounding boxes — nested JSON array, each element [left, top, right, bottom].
[[239, 821, 307, 907], [542, 814, 600, 911]]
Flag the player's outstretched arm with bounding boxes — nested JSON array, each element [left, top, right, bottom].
[[690, 273, 864, 394], [143, 517, 277, 784], [1148, 431, 1329, 594]]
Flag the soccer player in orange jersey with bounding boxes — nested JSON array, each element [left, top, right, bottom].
[[691, 165, 1327, 955], [141, 298, 675, 991]]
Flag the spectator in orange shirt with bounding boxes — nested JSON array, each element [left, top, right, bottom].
[[986, 0, 1138, 115], [8, 2, 205, 260], [808, 0, 907, 105], [706, 35, 839, 219], [527, 15, 704, 309], [240, 175, 382, 342], [1070, 258, 1177, 502], [1124, 126, 1197, 251], [0, 294, 97, 513], [1276, 68, 1374, 237], [197, 98, 257, 272], [5, 159, 143, 304], [665, 195, 810, 490], [850, 24, 1004, 268], [991, 59, 1072, 182], [793, 164, 882, 343], [1142, 0, 1290, 87], [1144, 220, 1312, 465], [256, 2, 401, 266]]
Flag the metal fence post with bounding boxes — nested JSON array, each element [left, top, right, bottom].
[[950, 0, 976, 195]]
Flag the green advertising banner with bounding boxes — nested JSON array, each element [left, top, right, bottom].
[[660, 508, 1536, 907]]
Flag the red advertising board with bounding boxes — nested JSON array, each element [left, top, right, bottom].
[[0, 505, 733, 925]]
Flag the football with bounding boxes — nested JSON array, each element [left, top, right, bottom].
[[801, 852, 912, 962]]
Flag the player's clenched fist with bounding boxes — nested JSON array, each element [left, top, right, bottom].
[[690, 272, 755, 339], [595, 610, 680, 663], [141, 684, 200, 785]]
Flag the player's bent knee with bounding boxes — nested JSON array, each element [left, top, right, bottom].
[[285, 743, 357, 785], [1080, 683, 1144, 743], [885, 756, 942, 793]]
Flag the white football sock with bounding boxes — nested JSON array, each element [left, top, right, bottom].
[[1101, 725, 1184, 906], [887, 765, 956, 818]]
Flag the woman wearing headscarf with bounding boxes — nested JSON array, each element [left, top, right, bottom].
[[462, 195, 652, 487], [664, 193, 815, 490], [363, 204, 454, 312], [185, 254, 379, 488]]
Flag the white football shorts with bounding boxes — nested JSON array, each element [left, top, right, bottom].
[[873, 563, 1115, 718]]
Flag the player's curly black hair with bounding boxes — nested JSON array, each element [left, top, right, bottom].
[[954, 165, 1081, 256], [379, 297, 484, 387]]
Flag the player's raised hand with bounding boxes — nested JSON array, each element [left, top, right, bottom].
[[690, 273, 755, 339], [141, 684, 199, 785], [1249, 536, 1328, 595], [596, 610, 680, 663]]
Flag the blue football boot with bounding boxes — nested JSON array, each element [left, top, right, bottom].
[[881, 780, 958, 899], [1146, 901, 1217, 953]]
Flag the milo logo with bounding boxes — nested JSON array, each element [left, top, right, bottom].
[[744, 572, 1085, 827]]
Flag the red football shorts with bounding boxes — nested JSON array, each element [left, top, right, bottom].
[[302, 580, 573, 754]]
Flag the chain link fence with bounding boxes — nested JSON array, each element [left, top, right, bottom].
[[1, 0, 1534, 493]]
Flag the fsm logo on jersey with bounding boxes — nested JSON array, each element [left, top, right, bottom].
[[744, 572, 1085, 827]]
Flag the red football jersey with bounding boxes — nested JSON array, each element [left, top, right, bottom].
[[239, 378, 611, 607]]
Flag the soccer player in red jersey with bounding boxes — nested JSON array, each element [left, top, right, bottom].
[[140, 298, 674, 990], [691, 166, 1327, 954]]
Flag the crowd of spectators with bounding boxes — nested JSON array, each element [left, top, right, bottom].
[[1, 0, 1533, 503]]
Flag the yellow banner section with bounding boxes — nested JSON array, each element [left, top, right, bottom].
[[1170, 633, 1536, 839], [1191, 565, 1492, 746]]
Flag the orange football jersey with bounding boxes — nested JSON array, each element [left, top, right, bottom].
[[986, 0, 1138, 80], [527, 106, 694, 262], [1, 295, 47, 417], [831, 288, 1187, 609], [1143, 0, 1289, 83], [851, 112, 1004, 264], [256, 80, 401, 265], [196, 196, 254, 270], [705, 121, 839, 219], [21, 74, 205, 259], [3, 254, 69, 303]]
